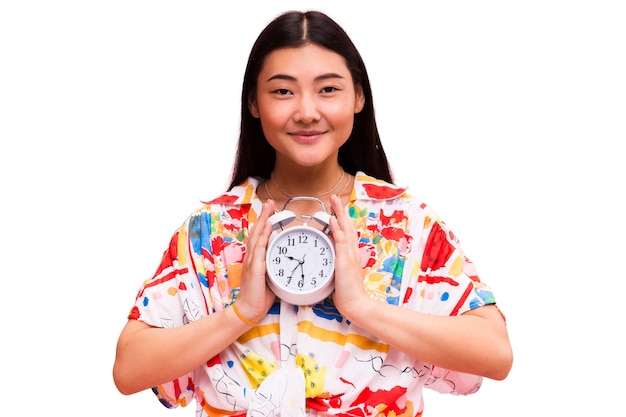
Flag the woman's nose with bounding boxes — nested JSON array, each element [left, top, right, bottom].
[[294, 94, 320, 124]]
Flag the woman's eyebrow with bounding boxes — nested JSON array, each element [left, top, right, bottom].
[[266, 73, 345, 82], [316, 73, 344, 82]]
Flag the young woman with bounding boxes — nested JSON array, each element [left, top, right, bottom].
[[113, 10, 513, 417]]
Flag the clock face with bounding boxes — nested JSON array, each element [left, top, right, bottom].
[[266, 225, 335, 304]]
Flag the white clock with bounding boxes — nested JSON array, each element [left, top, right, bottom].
[[265, 197, 335, 305]]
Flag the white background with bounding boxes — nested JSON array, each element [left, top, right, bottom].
[[1, 1, 625, 416]]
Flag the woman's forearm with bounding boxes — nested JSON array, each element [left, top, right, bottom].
[[346, 301, 513, 380], [112, 305, 253, 395]]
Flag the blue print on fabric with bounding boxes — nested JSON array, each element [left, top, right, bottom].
[[469, 296, 489, 309], [189, 212, 213, 256], [312, 298, 344, 322], [198, 272, 208, 288]]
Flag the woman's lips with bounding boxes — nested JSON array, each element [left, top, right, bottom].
[[289, 131, 326, 142]]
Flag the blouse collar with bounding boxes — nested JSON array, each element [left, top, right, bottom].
[[205, 171, 407, 206]]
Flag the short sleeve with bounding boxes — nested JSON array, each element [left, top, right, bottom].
[[425, 366, 482, 395], [129, 226, 209, 328], [401, 208, 494, 396], [402, 213, 497, 317], [127, 222, 210, 409]]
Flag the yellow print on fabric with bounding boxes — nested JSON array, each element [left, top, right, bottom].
[[240, 350, 278, 389], [296, 353, 326, 398]]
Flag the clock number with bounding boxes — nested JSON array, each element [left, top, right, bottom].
[[319, 247, 326, 255], [278, 246, 287, 254], [273, 256, 281, 264], [298, 235, 308, 244], [322, 258, 328, 266]]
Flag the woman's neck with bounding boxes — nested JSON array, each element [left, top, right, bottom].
[[260, 167, 353, 219], [269, 163, 346, 198]]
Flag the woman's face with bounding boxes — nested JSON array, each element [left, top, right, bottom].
[[250, 43, 364, 169]]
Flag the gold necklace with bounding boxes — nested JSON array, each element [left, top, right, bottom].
[[270, 170, 345, 199]]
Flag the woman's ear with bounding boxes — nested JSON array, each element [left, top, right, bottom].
[[248, 94, 260, 118], [354, 85, 365, 114]]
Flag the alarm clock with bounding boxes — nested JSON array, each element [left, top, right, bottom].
[[265, 197, 335, 305]]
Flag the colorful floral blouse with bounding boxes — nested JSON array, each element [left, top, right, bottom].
[[128, 172, 499, 417]]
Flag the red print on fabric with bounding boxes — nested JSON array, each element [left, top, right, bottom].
[[421, 222, 454, 272], [417, 275, 459, 286], [207, 354, 222, 367], [211, 235, 225, 256], [378, 209, 411, 242], [362, 184, 405, 199], [335, 386, 408, 417], [380, 210, 408, 225], [224, 207, 250, 232], [154, 231, 179, 276], [228, 207, 247, 220], [380, 227, 406, 241], [128, 305, 141, 320], [206, 194, 239, 204], [402, 287, 413, 304], [171, 377, 183, 401], [141, 268, 189, 294], [308, 378, 356, 413], [359, 243, 377, 268], [199, 245, 216, 287]]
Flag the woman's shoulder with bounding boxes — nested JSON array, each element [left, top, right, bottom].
[[353, 171, 443, 219], [354, 171, 406, 200], [201, 176, 263, 207], [354, 171, 421, 203], [177, 177, 263, 226]]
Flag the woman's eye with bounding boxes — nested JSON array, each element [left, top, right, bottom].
[[321, 86, 338, 93], [274, 88, 291, 95]]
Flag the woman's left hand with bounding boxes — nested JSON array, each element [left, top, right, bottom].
[[328, 194, 371, 320]]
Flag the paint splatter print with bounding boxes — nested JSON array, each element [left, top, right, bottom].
[[129, 172, 499, 417]]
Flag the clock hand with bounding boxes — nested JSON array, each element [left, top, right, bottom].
[[297, 261, 306, 286], [288, 263, 300, 277], [297, 266, 305, 287], [296, 253, 306, 285], [286, 255, 305, 263], [286, 253, 306, 286]]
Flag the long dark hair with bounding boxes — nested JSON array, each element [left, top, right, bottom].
[[228, 10, 393, 190]]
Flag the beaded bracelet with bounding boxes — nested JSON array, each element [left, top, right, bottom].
[[231, 303, 259, 326]]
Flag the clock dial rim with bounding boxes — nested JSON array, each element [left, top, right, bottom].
[[265, 225, 335, 304]]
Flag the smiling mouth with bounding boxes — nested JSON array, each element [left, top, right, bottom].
[[289, 131, 326, 142]]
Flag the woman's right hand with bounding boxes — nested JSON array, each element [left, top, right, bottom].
[[235, 199, 277, 323]]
